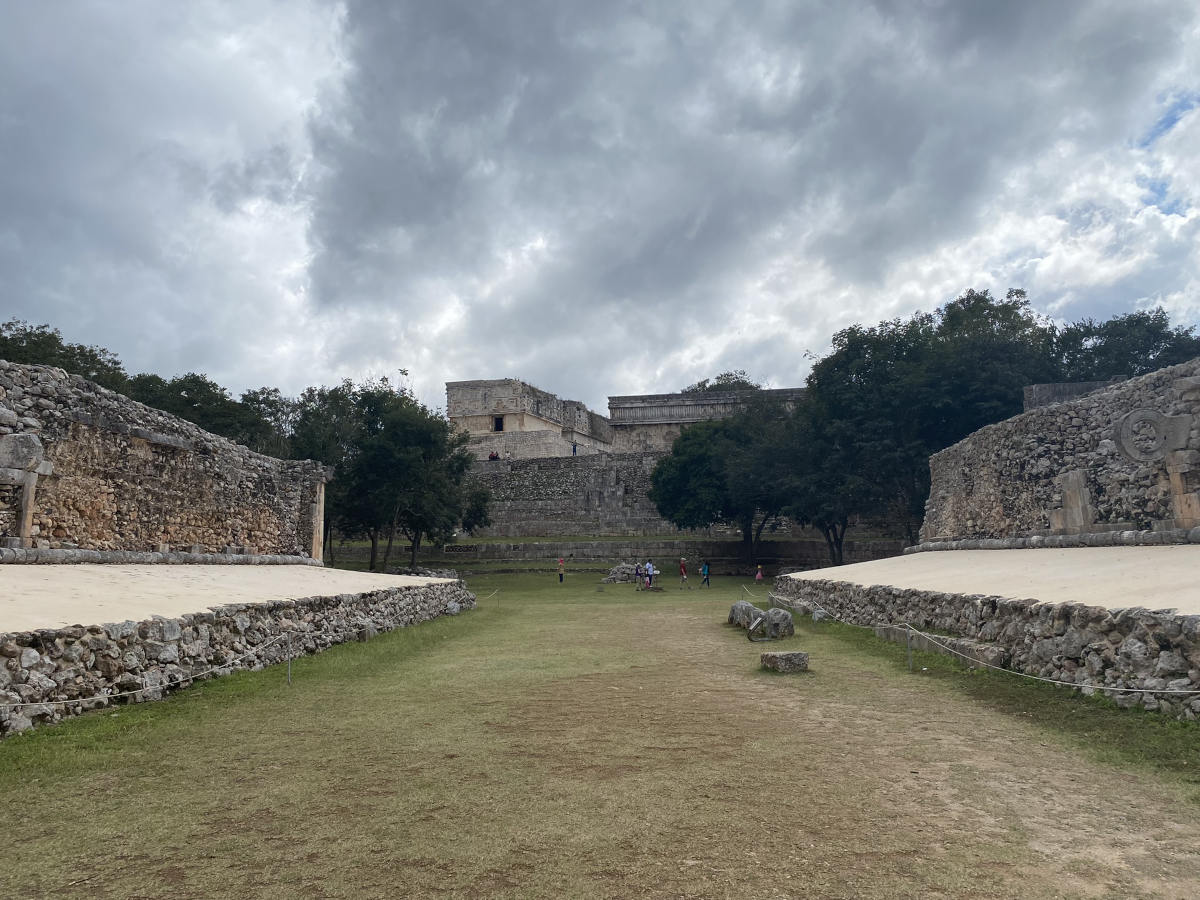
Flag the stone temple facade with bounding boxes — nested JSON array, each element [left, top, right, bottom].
[[447, 378, 806, 460]]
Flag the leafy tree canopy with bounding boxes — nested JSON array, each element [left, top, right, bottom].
[[681, 370, 761, 393], [0, 319, 128, 390]]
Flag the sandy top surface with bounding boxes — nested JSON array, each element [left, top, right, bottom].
[[0, 565, 452, 633], [785, 546, 1200, 614]]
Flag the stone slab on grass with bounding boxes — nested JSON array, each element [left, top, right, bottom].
[[761, 650, 809, 673]]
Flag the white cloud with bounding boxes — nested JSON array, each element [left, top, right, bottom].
[[0, 0, 1197, 415]]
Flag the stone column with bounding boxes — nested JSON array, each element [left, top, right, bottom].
[[311, 479, 326, 562]]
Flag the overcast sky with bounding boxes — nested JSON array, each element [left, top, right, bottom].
[[2, 1, 1198, 413]]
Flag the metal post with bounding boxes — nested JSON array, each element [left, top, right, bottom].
[[287, 632, 293, 686], [906, 627, 913, 672]]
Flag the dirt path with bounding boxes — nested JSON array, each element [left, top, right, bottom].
[[2, 580, 1198, 898]]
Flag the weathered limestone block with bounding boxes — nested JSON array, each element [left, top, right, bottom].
[[762, 607, 795, 639], [728, 600, 760, 629], [761, 651, 809, 673]]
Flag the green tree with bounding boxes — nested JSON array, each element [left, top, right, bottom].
[[0, 319, 129, 390], [649, 399, 791, 560], [124, 372, 277, 449], [290, 381, 363, 562], [681, 370, 761, 393], [1056, 308, 1200, 381], [335, 380, 489, 571], [781, 399, 876, 564], [804, 288, 1060, 541]]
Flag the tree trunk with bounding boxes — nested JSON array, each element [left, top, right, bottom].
[[820, 522, 846, 566], [381, 521, 396, 572], [368, 529, 379, 571], [751, 511, 775, 564], [409, 531, 422, 569], [324, 521, 335, 564], [740, 514, 754, 561]]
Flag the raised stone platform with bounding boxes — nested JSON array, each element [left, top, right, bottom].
[[788, 546, 1200, 615], [775, 548, 1200, 719], [0, 564, 454, 633], [0, 566, 475, 736]]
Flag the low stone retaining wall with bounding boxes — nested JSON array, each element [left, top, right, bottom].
[[0, 580, 476, 737], [772, 576, 1200, 720]]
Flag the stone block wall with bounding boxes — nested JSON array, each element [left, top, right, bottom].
[[0, 360, 328, 557], [468, 452, 676, 536], [921, 358, 1200, 542], [0, 579, 476, 737], [772, 575, 1200, 720]]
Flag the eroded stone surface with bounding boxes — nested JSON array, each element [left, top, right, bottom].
[[761, 651, 809, 673], [0, 360, 328, 556]]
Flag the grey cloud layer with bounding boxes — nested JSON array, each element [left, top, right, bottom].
[[306, 0, 1200, 409], [0, 1, 1196, 414]]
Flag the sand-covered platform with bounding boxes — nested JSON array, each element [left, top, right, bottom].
[[787, 546, 1200, 614], [0, 565, 452, 633]]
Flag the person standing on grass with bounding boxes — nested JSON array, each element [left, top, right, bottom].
[[634, 561, 643, 590], [679, 557, 689, 589], [558, 557, 565, 583], [645, 559, 655, 588], [755, 564, 763, 584], [700, 559, 710, 587]]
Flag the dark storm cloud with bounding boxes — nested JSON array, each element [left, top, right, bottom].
[[306, 0, 1200, 409], [0, 2, 1196, 412], [0, 1, 336, 393]]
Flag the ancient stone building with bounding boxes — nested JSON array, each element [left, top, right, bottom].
[[448, 377, 806, 537], [447, 378, 805, 460], [608, 388, 806, 453], [0, 360, 330, 559], [446, 379, 612, 459]]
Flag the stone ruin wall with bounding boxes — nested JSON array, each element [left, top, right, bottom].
[[773, 576, 1200, 721], [468, 453, 676, 536], [0, 360, 328, 558], [921, 358, 1200, 543], [0, 579, 476, 737]]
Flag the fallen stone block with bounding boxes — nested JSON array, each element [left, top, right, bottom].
[[763, 607, 794, 639], [761, 651, 809, 673], [728, 600, 759, 628]]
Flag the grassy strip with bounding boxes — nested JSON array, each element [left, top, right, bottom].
[[0, 603, 500, 783], [797, 614, 1200, 789]]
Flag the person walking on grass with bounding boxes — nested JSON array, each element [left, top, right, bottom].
[[558, 557, 565, 583], [700, 559, 710, 587], [679, 557, 690, 590], [634, 561, 643, 591]]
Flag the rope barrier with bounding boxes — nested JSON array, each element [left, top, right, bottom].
[[766, 591, 1200, 697]]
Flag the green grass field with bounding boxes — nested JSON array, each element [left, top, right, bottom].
[[3, 573, 1199, 898]]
